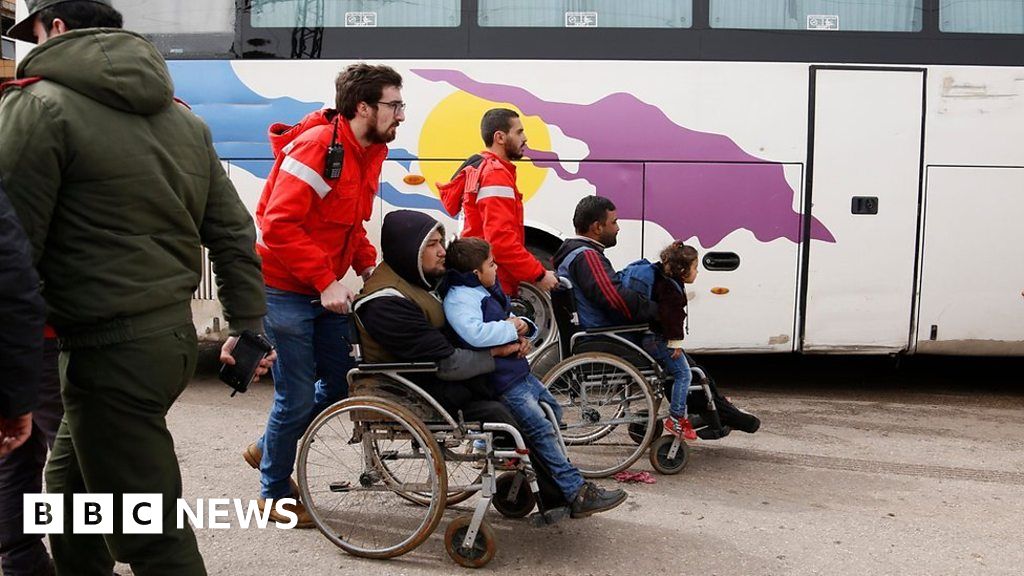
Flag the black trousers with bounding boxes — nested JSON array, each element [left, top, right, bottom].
[[0, 340, 62, 576]]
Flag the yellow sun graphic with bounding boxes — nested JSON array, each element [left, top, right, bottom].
[[419, 91, 551, 203]]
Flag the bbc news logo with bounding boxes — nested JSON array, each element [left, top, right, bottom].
[[24, 495, 302, 533]]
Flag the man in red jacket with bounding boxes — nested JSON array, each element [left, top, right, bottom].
[[441, 108, 559, 296], [245, 63, 404, 525]]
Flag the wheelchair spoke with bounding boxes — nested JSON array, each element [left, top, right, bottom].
[[542, 353, 656, 477], [296, 399, 447, 558]]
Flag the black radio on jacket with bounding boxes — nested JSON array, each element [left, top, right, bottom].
[[324, 114, 344, 179]]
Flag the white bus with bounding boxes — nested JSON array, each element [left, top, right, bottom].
[[17, 1, 1024, 356]]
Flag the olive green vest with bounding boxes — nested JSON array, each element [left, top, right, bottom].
[[354, 262, 445, 363]]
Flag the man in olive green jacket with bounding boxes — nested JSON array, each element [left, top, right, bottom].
[[0, 1, 272, 575]]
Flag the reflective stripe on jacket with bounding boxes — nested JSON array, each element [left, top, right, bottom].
[[256, 110, 386, 294], [438, 151, 545, 295]]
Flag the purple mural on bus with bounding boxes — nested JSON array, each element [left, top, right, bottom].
[[414, 68, 835, 246]]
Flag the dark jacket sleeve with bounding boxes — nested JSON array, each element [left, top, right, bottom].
[[358, 296, 496, 381], [0, 182, 45, 418], [0, 90, 63, 265], [569, 249, 657, 323], [197, 124, 267, 335], [653, 276, 687, 342]]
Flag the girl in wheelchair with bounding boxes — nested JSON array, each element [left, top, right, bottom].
[[639, 241, 701, 441], [441, 237, 628, 518]]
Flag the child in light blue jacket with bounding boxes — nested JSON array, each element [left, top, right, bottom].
[[441, 237, 627, 517]]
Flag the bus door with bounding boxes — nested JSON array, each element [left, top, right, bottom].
[[801, 67, 925, 353], [643, 162, 804, 353]]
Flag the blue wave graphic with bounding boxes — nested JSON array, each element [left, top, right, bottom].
[[171, 62, 438, 212], [380, 182, 444, 212], [387, 148, 416, 171], [168, 61, 322, 161], [232, 160, 274, 181]]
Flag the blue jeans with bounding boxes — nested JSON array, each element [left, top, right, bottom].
[[500, 375, 584, 502], [258, 287, 353, 499], [642, 334, 691, 418]]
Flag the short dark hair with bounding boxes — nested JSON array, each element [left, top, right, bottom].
[[445, 237, 491, 274], [38, 1, 123, 32], [335, 63, 403, 120], [481, 108, 519, 147], [573, 196, 617, 234]]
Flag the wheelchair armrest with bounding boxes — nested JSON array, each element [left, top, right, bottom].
[[354, 362, 439, 374], [581, 324, 650, 336]]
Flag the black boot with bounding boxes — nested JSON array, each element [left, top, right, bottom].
[[570, 482, 627, 519], [715, 396, 760, 433]]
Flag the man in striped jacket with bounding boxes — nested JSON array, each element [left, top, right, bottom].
[[553, 196, 658, 329], [440, 108, 559, 296], [246, 64, 405, 526]]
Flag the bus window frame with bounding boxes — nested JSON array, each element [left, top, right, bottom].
[[239, 0, 472, 59], [937, 0, 1024, 36], [164, 0, 1024, 66]]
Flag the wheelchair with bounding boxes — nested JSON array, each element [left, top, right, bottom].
[[529, 278, 728, 477], [510, 281, 557, 364], [295, 316, 567, 569]]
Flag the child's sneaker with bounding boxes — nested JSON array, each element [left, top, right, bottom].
[[664, 415, 697, 441]]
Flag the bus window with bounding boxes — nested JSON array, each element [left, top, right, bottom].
[[478, 1, 692, 28], [940, 0, 1024, 34], [709, 0, 923, 32], [111, 0, 235, 57], [251, 0, 461, 28]]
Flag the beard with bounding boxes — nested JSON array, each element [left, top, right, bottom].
[[424, 264, 446, 285], [367, 111, 399, 144], [368, 122, 398, 144], [505, 139, 524, 161], [600, 230, 618, 248]]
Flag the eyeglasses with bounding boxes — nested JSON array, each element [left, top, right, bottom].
[[376, 100, 407, 113]]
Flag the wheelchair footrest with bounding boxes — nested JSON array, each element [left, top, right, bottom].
[[528, 506, 570, 527], [696, 425, 732, 440]]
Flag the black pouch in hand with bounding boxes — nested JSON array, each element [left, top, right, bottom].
[[219, 330, 273, 396]]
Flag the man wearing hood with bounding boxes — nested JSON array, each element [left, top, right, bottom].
[[0, 1, 269, 574], [244, 63, 404, 527], [355, 210, 568, 510]]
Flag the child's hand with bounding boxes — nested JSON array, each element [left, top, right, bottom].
[[517, 336, 533, 358], [670, 348, 684, 360], [491, 342, 521, 357], [511, 317, 529, 336]]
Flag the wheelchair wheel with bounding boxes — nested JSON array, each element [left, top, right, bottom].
[[297, 397, 447, 559], [492, 471, 536, 518], [649, 435, 689, 475], [380, 435, 482, 508], [542, 352, 656, 477], [628, 409, 664, 446], [512, 282, 556, 363], [445, 515, 497, 568], [439, 438, 485, 506], [529, 341, 562, 379]]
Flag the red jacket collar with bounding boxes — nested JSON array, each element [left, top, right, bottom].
[[267, 109, 387, 165], [481, 151, 516, 177]]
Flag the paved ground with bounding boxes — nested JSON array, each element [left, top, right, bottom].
[[127, 355, 1022, 575]]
